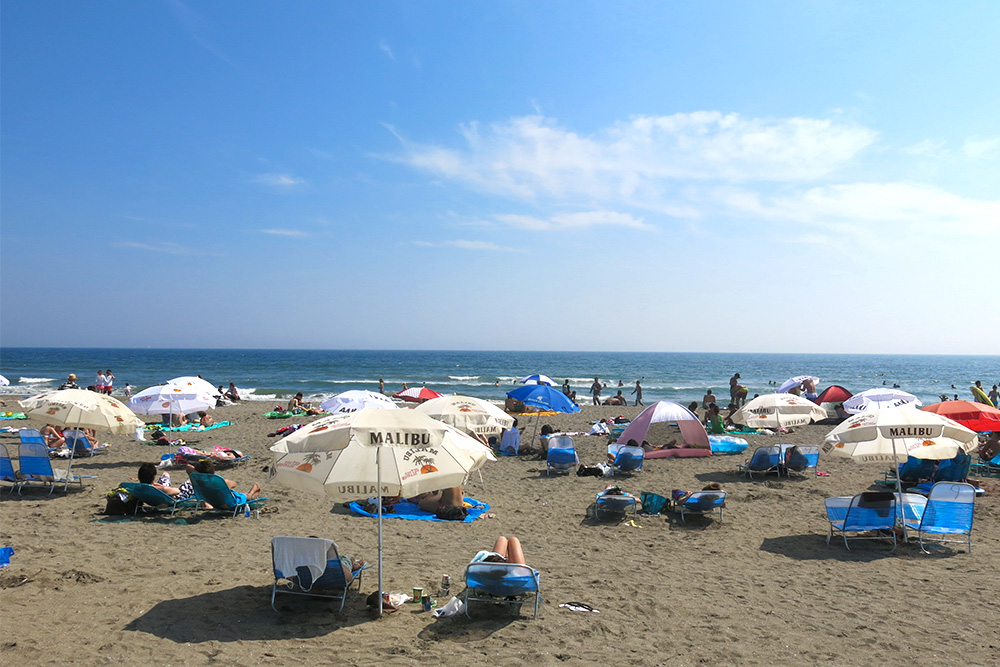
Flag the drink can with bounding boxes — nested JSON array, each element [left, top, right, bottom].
[[441, 574, 450, 596], [412, 586, 423, 601], [421, 594, 431, 611]]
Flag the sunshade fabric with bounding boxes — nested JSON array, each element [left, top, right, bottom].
[[731, 393, 827, 428], [414, 395, 514, 436], [823, 406, 978, 463], [616, 400, 709, 448], [20, 389, 144, 433]]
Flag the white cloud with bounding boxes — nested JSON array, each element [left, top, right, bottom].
[[963, 137, 1000, 159], [903, 139, 946, 156], [378, 39, 395, 60], [254, 173, 306, 188], [495, 210, 651, 231], [260, 229, 309, 238], [115, 241, 202, 255], [166, 0, 233, 65], [414, 239, 520, 252]]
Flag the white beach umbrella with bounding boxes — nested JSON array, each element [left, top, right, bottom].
[[731, 393, 828, 429], [20, 389, 144, 489], [823, 406, 977, 464], [778, 375, 820, 394], [167, 376, 222, 397], [520, 374, 556, 386], [0, 374, 9, 386], [319, 389, 398, 414], [128, 384, 215, 422], [843, 388, 921, 415], [414, 394, 514, 437], [269, 408, 496, 614]]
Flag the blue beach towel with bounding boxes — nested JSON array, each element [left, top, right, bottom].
[[0, 546, 13, 567], [348, 497, 490, 523]]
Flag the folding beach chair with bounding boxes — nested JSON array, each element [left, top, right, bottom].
[[63, 429, 109, 457], [271, 536, 368, 612], [189, 472, 267, 518], [594, 489, 638, 520], [545, 436, 579, 475], [784, 445, 820, 477], [969, 452, 1000, 478], [739, 446, 781, 479], [677, 490, 726, 523], [18, 429, 48, 448], [903, 482, 976, 553], [0, 444, 15, 493], [464, 561, 541, 619], [878, 456, 936, 489], [827, 492, 898, 550], [16, 442, 84, 495], [607, 442, 644, 474], [119, 482, 199, 516]]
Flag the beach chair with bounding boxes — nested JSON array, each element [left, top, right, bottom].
[[739, 446, 781, 479], [0, 444, 15, 493], [676, 490, 726, 523], [119, 482, 199, 516], [63, 429, 108, 457], [464, 561, 541, 619], [16, 442, 84, 495], [827, 492, 898, 550], [969, 452, 1000, 478], [879, 456, 936, 489], [607, 443, 644, 474], [784, 445, 820, 477], [271, 537, 368, 612], [188, 472, 267, 518], [594, 489, 638, 520], [545, 436, 579, 475], [902, 482, 976, 553]]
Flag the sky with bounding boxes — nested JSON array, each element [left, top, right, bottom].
[[1, 1, 998, 355]]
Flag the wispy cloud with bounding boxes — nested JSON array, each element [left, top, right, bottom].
[[963, 136, 1000, 159], [261, 229, 309, 238], [495, 210, 651, 231], [166, 0, 233, 65], [413, 239, 521, 252], [378, 39, 395, 61], [253, 173, 306, 188], [115, 241, 207, 255]]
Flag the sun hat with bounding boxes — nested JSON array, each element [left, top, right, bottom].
[[67, 374, 77, 380]]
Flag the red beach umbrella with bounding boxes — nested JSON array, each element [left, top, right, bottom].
[[814, 385, 853, 405], [392, 387, 443, 403], [921, 400, 1000, 433]]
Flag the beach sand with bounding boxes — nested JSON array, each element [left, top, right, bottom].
[[2, 400, 998, 666]]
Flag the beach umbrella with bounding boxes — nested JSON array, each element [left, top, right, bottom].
[[778, 375, 820, 394], [127, 383, 216, 424], [167, 376, 222, 397], [392, 387, 443, 403], [320, 390, 398, 414], [20, 388, 144, 490], [506, 384, 581, 413], [814, 385, 853, 405], [616, 400, 709, 449], [921, 401, 1000, 433], [731, 393, 827, 429], [843, 388, 920, 415], [268, 408, 496, 614], [414, 395, 514, 437], [0, 374, 8, 386], [520, 374, 556, 386]]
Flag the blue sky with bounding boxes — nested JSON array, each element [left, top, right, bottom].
[[2, 1, 998, 354]]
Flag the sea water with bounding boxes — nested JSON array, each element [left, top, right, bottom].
[[0, 348, 996, 408]]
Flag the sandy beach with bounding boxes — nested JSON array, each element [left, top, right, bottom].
[[2, 399, 998, 666]]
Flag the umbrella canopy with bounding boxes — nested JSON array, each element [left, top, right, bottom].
[[20, 389, 144, 434], [128, 384, 216, 416], [616, 401, 709, 448], [778, 375, 820, 394], [167, 376, 222, 397], [320, 390, 398, 414], [414, 395, 514, 437], [731, 393, 827, 428], [392, 387, 443, 403], [814, 385, 853, 404], [843, 388, 921, 414], [506, 384, 581, 413], [824, 406, 978, 463], [520, 374, 556, 386], [921, 400, 1000, 433], [0, 374, 9, 386]]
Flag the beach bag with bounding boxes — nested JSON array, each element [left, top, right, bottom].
[[640, 491, 668, 515], [435, 505, 468, 521], [103, 486, 139, 515]]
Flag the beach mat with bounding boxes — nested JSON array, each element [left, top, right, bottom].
[[264, 411, 328, 419], [0, 413, 28, 420], [348, 497, 490, 523], [508, 410, 561, 417], [147, 421, 233, 433]]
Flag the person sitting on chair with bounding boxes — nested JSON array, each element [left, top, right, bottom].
[[978, 431, 1000, 462], [137, 462, 196, 501], [40, 424, 66, 450], [192, 459, 261, 506], [471, 536, 527, 564]]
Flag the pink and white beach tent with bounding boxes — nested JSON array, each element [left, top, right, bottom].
[[615, 401, 709, 449]]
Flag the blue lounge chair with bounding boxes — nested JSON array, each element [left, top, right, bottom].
[[188, 472, 267, 517], [0, 444, 15, 493], [464, 561, 541, 619], [784, 445, 820, 477], [18, 429, 50, 450], [63, 429, 108, 457], [16, 442, 84, 495], [903, 482, 976, 553], [879, 456, 937, 489], [271, 536, 368, 612], [969, 452, 1000, 478], [545, 436, 579, 475], [826, 492, 898, 550], [120, 482, 199, 516], [740, 446, 781, 479], [594, 489, 638, 520], [607, 443, 644, 474], [677, 490, 726, 523]]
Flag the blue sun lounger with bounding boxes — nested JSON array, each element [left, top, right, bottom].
[[464, 561, 541, 619], [545, 436, 579, 475], [16, 442, 84, 495], [189, 472, 267, 518], [903, 482, 976, 553], [63, 429, 109, 457], [594, 489, 638, 520], [676, 490, 726, 523], [607, 443, 644, 474], [826, 492, 899, 550], [271, 536, 368, 612], [0, 444, 16, 493], [740, 446, 781, 479], [120, 482, 199, 516]]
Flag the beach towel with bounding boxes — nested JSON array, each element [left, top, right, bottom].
[[0, 546, 13, 567], [508, 410, 561, 417], [0, 413, 28, 420], [348, 497, 490, 523], [158, 421, 232, 433], [272, 537, 330, 586]]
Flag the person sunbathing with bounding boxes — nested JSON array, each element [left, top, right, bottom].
[[137, 462, 196, 500], [40, 424, 65, 450], [287, 392, 311, 413], [641, 438, 679, 452], [672, 482, 724, 505], [192, 459, 261, 507], [598, 483, 637, 501], [414, 485, 467, 520], [197, 411, 214, 427], [471, 536, 526, 565]]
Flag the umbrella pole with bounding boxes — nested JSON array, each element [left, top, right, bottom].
[[64, 417, 82, 492], [377, 445, 383, 617]]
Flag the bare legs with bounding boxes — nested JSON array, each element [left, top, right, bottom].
[[491, 536, 526, 565]]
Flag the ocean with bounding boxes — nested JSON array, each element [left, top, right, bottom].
[[0, 348, 996, 409]]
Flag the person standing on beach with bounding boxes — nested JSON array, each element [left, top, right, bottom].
[[729, 373, 741, 404], [631, 379, 644, 406], [378, 378, 385, 394], [95, 370, 106, 394], [104, 369, 115, 395], [590, 377, 602, 406], [562, 379, 571, 396], [702, 389, 716, 409]]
